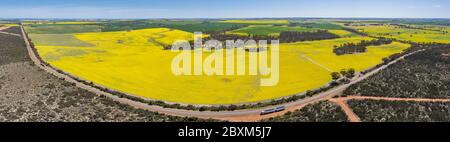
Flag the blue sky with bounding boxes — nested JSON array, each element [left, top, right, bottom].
[[1, 0, 449, 19]]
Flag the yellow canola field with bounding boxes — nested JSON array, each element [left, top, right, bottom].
[[354, 25, 450, 44], [0, 23, 18, 27], [33, 28, 409, 105], [328, 30, 360, 38]]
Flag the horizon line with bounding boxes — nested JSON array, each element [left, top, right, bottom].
[[2, 17, 450, 20]]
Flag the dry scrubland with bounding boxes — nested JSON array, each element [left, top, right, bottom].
[[349, 100, 450, 122], [344, 46, 450, 122], [344, 46, 450, 99], [0, 26, 207, 122]]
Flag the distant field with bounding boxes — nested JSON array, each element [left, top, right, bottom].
[[101, 20, 245, 33], [297, 23, 345, 30], [161, 22, 244, 33], [28, 23, 409, 104], [220, 20, 290, 25], [22, 21, 101, 25], [0, 23, 19, 27], [25, 24, 102, 34], [328, 30, 360, 37], [52, 21, 102, 25], [29, 34, 94, 47], [353, 24, 450, 43], [281, 38, 410, 72], [227, 25, 315, 36]]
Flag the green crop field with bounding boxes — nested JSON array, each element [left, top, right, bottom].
[[29, 34, 94, 47], [25, 24, 103, 34], [351, 24, 450, 43], [220, 20, 290, 25], [227, 25, 316, 36], [101, 20, 245, 33], [296, 23, 345, 30]]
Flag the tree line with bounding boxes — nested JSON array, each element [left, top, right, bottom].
[[279, 30, 340, 43], [165, 30, 342, 51], [333, 38, 393, 55]]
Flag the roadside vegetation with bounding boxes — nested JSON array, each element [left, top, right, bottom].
[[263, 101, 349, 122], [289, 22, 345, 30]]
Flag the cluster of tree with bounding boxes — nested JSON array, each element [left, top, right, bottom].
[[209, 33, 277, 43], [344, 45, 450, 99], [279, 30, 340, 43], [262, 101, 349, 122], [289, 22, 345, 30], [165, 30, 345, 51], [330, 68, 356, 85], [342, 27, 368, 36], [209, 30, 342, 44], [101, 20, 159, 32], [333, 38, 393, 55], [164, 33, 277, 51]]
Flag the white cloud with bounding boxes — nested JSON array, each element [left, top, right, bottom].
[[432, 5, 442, 8]]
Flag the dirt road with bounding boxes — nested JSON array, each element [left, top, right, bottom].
[[0, 26, 21, 37], [338, 96, 450, 103], [329, 99, 361, 122]]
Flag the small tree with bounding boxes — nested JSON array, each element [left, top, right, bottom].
[[346, 68, 356, 78], [340, 69, 348, 78], [331, 72, 341, 80]]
